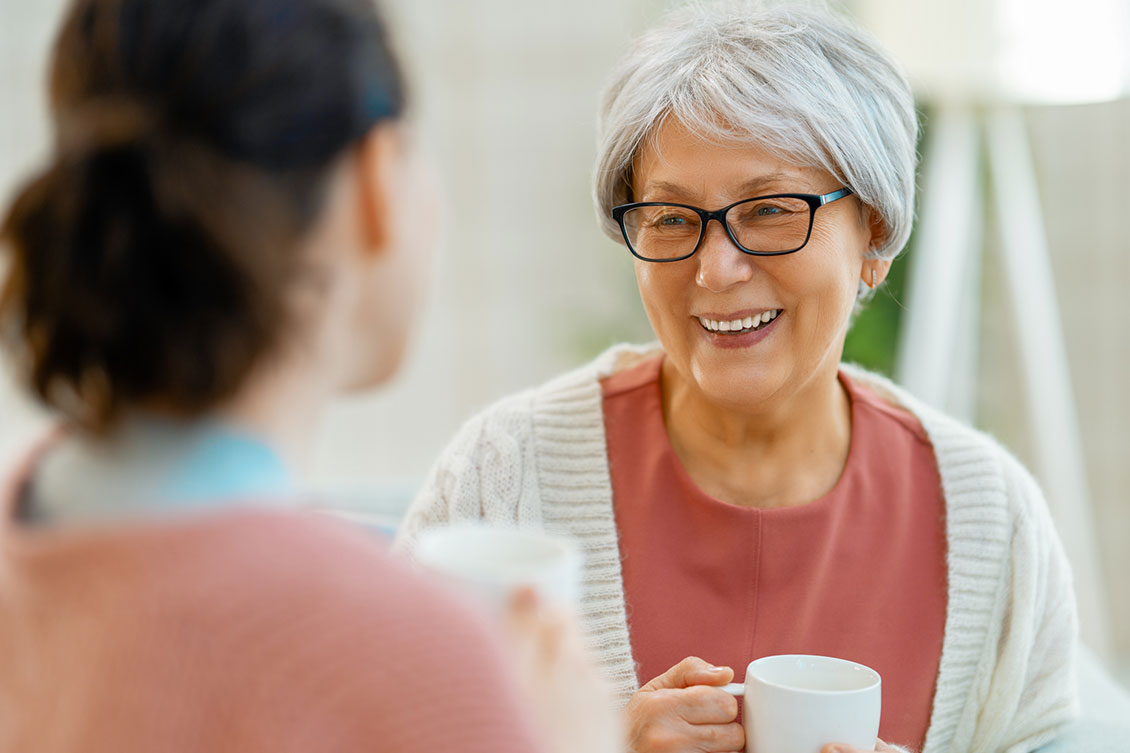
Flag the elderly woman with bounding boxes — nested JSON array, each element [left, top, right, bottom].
[[397, 4, 1077, 753]]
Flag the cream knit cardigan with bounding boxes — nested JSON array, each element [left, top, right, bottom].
[[396, 344, 1079, 753]]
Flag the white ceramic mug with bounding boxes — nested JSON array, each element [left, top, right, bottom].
[[722, 654, 881, 753], [414, 523, 583, 612]]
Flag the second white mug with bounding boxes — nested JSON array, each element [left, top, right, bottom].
[[722, 654, 881, 753], [414, 522, 583, 612]]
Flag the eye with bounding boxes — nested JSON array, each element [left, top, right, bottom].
[[751, 201, 801, 216], [734, 198, 807, 224], [640, 207, 699, 230]]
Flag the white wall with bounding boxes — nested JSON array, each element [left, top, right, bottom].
[[0, 0, 61, 472]]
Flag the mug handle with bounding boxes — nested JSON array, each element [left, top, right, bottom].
[[721, 683, 745, 696]]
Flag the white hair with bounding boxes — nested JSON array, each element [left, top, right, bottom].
[[593, 0, 919, 300]]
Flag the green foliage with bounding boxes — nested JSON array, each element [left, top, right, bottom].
[[843, 103, 929, 377], [843, 252, 909, 376]]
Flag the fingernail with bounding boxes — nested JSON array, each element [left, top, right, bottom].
[[511, 587, 537, 609]]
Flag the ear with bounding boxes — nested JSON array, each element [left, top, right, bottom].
[[355, 123, 401, 257], [863, 204, 889, 254], [863, 258, 893, 289]]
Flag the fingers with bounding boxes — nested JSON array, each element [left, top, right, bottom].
[[628, 659, 742, 753], [691, 723, 745, 752], [631, 686, 738, 726], [625, 684, 742, 753], [504, 586, 540, 631], [821, 741, 907, 753], [503, 588, 568, 672], [683, 662, 735, 688], [629, 717, 744, 753], [504, 588, 623, 753], [677, 685, 740, 724], [642, 656, 734, 691]]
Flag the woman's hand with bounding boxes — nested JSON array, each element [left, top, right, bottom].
[[821, 740, 911, 753], [624, 656, 745, 753], [504, 588, 624, 753]]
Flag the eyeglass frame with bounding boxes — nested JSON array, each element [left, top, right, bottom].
[[611, 187, 855, 263]]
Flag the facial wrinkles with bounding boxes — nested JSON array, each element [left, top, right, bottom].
[[642, 174, 812, 207], [633, 118, 875, 420], [800, 230, 860, 379]]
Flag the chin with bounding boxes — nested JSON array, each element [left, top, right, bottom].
[[689, 353, 790, 410], [341, 341, 406, 394], [342, 371, 388, 394]]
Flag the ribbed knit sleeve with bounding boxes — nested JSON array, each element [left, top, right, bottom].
[[963, 458, 1079, 753], [396, 356, 643, 705], [394, 387, 542, 552], [841, 365, 1080, 753], [527, 361, 640, 704]]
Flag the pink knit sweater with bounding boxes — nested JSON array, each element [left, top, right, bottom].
[[0, 462, 547, 752]]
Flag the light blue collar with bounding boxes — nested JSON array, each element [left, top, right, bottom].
[[157, 422, 294, 503], [28, 418, 297, 526]]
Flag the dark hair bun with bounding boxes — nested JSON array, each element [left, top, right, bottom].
[[1, 0, 405, 430], [4, 129, 281, 427]]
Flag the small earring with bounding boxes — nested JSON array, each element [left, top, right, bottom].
[[872, 269, 877, 288]]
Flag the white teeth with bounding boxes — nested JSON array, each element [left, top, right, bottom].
[[698, 310, 781, 333]]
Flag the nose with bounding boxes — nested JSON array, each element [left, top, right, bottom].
[[695, 218, 755, 292]]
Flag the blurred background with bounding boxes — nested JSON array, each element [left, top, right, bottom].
[[1, 0, 1127, 686]]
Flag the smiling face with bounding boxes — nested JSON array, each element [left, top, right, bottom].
[[631, 117, 883, 412]]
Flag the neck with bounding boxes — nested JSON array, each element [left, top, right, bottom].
[[661, 358, 852, 509], [216, 343, 335, 472], [22, 342, 335, 528]]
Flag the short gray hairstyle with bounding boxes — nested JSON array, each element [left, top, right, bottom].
[[593, 1, 919, 298]]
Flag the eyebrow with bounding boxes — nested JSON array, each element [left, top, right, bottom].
[[639, 172, 802, 203]]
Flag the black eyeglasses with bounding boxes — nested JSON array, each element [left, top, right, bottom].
[[611, 187, 854, 263]]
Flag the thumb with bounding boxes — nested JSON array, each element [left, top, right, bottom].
[[504, 587, 541, 634], [642, 656, 734, 691]]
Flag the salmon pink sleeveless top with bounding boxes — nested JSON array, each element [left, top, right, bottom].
[[602, 356, 947, 750]]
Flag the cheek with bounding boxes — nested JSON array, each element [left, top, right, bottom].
[[350, 260, 411, 388], [345, 237, 422, 389], [635, 262, 686, 331], [793, 229, 863, 307], [388, 161, 439, 322]]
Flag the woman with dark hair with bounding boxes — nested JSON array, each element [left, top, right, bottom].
[[0, 1, 619, 751]]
